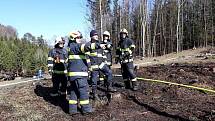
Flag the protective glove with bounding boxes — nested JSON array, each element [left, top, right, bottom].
[[100, 44, 107, 49]]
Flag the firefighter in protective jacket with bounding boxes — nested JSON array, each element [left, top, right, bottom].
[[98, 31, 113, 88], [67, 31, 105, 115], [88, 30, 116, 100], [116, 28, 138, 91], [47, 37, 68, 97]]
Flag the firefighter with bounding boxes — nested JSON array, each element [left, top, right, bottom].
[[88, 30, 116, 100], [47, 37, 68, 97], [67, 31, 105, 115], [98, 31, 113, 87], [116, 28, 138, 91], [102, 31, 113, 68]]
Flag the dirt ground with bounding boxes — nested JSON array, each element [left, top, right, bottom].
[[135, 62, 215, 121], [0, 61, 215, 121]]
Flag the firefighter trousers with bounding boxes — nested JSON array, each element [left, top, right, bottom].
[[121, 62, 136, 80], [69, 78, 92, 113], [52, 73, 67, 94], [91, 64, 113, 94]]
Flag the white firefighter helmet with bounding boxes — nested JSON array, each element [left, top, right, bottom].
[[55, 37, 64, 45], [120, 28, 128, 34], [103, 31, 110, 36]]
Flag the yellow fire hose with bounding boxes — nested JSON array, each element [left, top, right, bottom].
[[137, 77, 215, 93]]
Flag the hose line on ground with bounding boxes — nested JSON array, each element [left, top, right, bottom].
[[137, 77, 215, 93]]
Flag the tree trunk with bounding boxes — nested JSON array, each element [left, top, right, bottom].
[[147, 14, 151, 57], [176, 0, 181, 53], [140, 0, 147, 57], [161, 4, 167, 55], [204, 0, 208, 47], [181, 0, 184, 51], [99, 0, 103, 40], [212, 0, 214, 47], [152, 0, 159, 56]]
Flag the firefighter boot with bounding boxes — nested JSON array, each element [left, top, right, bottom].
[[132, 81, 139, 91], [92, 89, 100, 100], [93, 93, 100, 101], [107, 85, 117, 92], [124, 80, 131, 89], [107, 81, 117, 92]]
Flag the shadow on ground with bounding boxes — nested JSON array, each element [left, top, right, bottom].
[[34, 84, 69, 114]]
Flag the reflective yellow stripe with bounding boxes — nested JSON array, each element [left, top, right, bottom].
[[122, 59, 134, 63], [60, 59, 65, 63], [104, 50, 109, 53], [54, 59, 66, 63], [97, 53, 103, 57], [48, 64, 53, 67], [99, 78, 104, 81], [69, 100, 78, 104], [67, 48, 70, 52], [53, 70, 67, 74], [99, 62, 106, 69], [91, 65, 99, 69], [85, 52, 90, 55], [120, 48, 132, 54], [65, 58, 68, 63], [120, 48, 130, 51], [80, 100, 90, 105], [128, 50, 132, 54], [131, 78, 137, 82], [68, 72, 88, 76], [69, 55, 86, 59], [89, 68, 93, 72], [81, 44, 85, 53], [48, 57, 54, 61], [89, 52, 97, 56], [91, 43, 96, 50], [130, 44, 136, 48], [105, 61, 111, 65], [86, 59, 91, 63]]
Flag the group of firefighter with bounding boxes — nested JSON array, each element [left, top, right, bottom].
[[47, 28, 138, 115]]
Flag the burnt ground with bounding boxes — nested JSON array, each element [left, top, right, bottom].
[[0, 62, 215, 121]]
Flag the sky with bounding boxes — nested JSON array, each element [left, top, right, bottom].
[[0, 0, 91, 45]]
